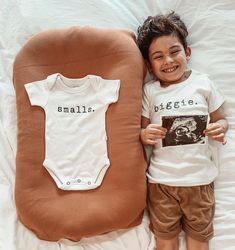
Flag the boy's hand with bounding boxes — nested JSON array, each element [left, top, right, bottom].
[[141, 124, 167, 145], [204, 122, 227, 145]]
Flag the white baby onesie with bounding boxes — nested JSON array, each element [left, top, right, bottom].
[[25, 73, 120, 190]]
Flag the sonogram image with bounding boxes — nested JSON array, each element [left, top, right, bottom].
[[162, 115, 208, 147]]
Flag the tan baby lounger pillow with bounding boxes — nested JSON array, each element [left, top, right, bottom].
[[13, 26, 147, 241]]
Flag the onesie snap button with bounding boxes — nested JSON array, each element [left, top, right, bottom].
[[77, 179, 81, 183], [66, 181, 70, 185], [88, 181, 91, 185]]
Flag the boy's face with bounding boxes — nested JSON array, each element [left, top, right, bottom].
[[148, 34, 191, 87]]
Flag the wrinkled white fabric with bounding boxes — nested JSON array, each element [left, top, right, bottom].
[[1, 0, 235, 249]]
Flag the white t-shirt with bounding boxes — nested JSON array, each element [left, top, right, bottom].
[[25, 73, 120, 190], [142, 70, 225, 186]]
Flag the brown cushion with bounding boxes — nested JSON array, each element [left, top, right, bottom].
[[13, 26, 147, 241]]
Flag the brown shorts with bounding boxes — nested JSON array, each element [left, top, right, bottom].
[[147, 182, 215, 242]]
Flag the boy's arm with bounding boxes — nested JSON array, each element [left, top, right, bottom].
[[140, 116, 167, 145], [204, 106, 228, 144], [141, 116, 150, 129]]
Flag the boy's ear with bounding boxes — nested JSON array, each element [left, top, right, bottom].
[[186, 47, 191, 60], [146, 60, 152, 73]]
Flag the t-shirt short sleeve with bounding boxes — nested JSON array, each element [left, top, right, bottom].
[[207, 78, 225, 113], [24, 80, 49, 108], [142, 83, 151, 119], [96, 78, 120, 105]]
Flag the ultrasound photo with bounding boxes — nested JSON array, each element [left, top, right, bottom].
[[162, 115, 208, 147]]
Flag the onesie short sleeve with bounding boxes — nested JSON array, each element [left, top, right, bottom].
[[207, 78, 225, 113], [24, 80, 49, 108], [95, 77, 120, 105]]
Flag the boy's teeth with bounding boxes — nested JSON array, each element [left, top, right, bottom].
[[164, 67, 176, 72]]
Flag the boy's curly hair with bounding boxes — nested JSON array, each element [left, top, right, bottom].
[[137, 12, 188, 60]]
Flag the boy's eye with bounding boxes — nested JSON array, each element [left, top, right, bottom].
[[154, 55, 163, 60], [171, 50, 180, 55]]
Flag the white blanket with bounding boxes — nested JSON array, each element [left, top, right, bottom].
[[1, 1, 235, 249]]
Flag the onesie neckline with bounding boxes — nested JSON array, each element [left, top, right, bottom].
[[56, 73, 92, 93]]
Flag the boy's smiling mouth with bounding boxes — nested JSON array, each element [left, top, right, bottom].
[[162, 65, 178, 73]]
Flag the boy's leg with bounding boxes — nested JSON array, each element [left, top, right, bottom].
[[181, 183, 215, 249], [147, 183, 182, 250], [156, 236, 179, 250], [186, 235, 209, 250]]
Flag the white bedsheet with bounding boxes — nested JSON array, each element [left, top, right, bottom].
[[1, 1, 235, 249]]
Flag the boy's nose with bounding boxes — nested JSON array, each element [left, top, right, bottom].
[[164, 55, 174, 64]]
